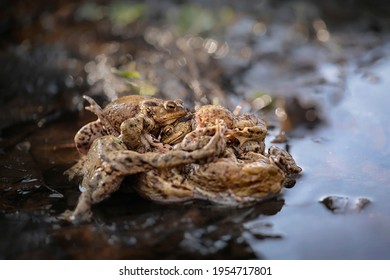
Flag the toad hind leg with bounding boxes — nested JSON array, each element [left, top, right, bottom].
[[60, 192, 93, 222], [74, 120, 107, 155], [61, 169, 124, 223], [83, 95, 118, 135], [62, 136, 127, 223]]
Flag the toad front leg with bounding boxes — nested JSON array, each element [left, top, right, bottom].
[[119, 117, 145, 151], [119, 115, 170, 153]]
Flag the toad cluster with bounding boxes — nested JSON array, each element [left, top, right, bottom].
[[62, 95, 302, 222]]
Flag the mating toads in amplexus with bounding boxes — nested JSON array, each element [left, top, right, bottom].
[[63, 100, 301, 222]]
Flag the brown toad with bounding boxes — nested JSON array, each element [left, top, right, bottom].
[[74, 95, 187, 154], [162, 105, 300, 181], [126, 105, 301, 205], [137, 151, 286, 205], [62, 121, 227, 222], [63, 103, 301, 222], [161, 104, 267, 154], [153, 105, 301, 203]]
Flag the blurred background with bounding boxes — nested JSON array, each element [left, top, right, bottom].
[[1, 0, 390, 259]]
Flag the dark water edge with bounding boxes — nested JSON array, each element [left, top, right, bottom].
[[1, 0, 390, 259]]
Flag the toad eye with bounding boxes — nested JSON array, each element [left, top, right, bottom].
[[162, 126, 173, 136], [164, 101, 177, 111]]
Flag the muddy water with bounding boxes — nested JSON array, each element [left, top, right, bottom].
[[1, 1, 390, 259]]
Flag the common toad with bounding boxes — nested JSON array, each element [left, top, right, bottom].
[[63, 101, 301, 222], [74, 95, 187, 154], [63, 121, 227, 222]]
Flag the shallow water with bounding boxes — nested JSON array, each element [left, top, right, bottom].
[[255, 54, 390, 259], [1, 0, 390, 259]]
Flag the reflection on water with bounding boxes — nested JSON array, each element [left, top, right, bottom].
[[249, 55, 390, 259], [0, 195, 285, 259]]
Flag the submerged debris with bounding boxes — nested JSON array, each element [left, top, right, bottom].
[[320, 196, 372, 213]]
